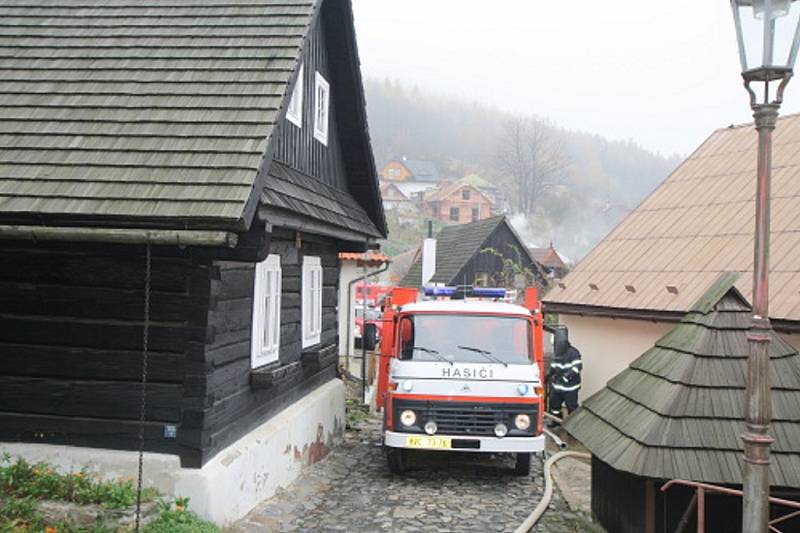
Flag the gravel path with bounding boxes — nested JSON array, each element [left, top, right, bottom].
[[227, 408, 597, 533]]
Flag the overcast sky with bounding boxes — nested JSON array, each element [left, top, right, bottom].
[[351, 0, 800, 157]]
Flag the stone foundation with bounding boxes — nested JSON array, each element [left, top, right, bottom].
[[0, 379, 346, 525]]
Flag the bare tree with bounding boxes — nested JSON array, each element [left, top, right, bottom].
[[497, 117, 570, 216]]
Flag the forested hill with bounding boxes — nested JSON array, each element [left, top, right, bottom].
[[364, 79, 682, 260]]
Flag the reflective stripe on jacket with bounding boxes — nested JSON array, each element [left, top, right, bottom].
[[551, 345, 582, 391]]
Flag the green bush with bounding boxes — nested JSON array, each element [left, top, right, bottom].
[[143, 499, 219, 533]]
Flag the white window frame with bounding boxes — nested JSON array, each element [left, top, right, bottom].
[[313, 71, 330, 145], [251, 254, 282, 368], [302, 256, 323, 348], [286, 65, 304, 128]]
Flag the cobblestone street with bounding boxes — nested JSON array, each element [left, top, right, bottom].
[[228, 398, 598, 533]]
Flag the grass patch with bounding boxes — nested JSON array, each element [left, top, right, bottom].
[[345, 398, 370, 427], [1, 454, 155, 510], [0, 454, 219, 533]]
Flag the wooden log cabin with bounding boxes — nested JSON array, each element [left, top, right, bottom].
[[0, 0, 386, 524]]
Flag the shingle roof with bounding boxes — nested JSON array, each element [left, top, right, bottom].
[[400, 215, 535, 287], [544, 114, 800, 324], [564, 273, 800, 487], [529, 245, 566, 270], [0, 0, 317, 230], [261, 161, 382, 238]]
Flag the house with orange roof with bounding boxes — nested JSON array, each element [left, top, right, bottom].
[[529, 242, 569, 279], [544, 114, 800, 399]]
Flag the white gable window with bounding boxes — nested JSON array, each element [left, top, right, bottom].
[[302, 256, 323, 347], [251, 254, 282, 368], [313, 71, 330, 145], [286, 65, 304, 127]]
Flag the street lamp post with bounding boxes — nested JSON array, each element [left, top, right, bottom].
[[730, 1, 800, 530]]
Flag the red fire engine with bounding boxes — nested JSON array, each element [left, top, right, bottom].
[[372, 286, 547, 475]]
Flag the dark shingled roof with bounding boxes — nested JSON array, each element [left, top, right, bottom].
[[403, 159, 440, 182], [400, 215, 538, 288], [0, 0, 385, 240], [261, 161, 381, 239], [564, 272, 800, 487]]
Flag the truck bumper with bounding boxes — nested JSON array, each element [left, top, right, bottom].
[[384, 431, 545, 453]]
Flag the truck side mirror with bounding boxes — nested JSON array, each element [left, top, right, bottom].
[[552, 325, 569, 358], [362, 323, 378, 352]]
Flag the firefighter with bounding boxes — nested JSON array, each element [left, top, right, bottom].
[[547, 332, 582, 421]]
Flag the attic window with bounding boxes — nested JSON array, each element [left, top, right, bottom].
[[462, 189, 470, 200], [313, 71, 330, 146], [286, 65, 303, 128]]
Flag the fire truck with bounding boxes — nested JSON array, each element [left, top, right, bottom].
[[368, 285, 550, 476]]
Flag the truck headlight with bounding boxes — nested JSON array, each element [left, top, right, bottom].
[[400, 410, 416, 427], [494, 423, 508, 438], [424, 420, 438, 435], [515, 414, 531, 430]]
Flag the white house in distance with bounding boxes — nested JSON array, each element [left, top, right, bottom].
[[544, 114, 800, 400]]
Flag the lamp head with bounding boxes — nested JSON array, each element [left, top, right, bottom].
[[731, 0, 800, 88]]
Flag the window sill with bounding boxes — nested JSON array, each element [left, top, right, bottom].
[[301, 343, 338, 369], [250, 360, 302, 390]]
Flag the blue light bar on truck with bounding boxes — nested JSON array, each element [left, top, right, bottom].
[[424, 286, 457, 296], [423, 286, 506, 298], [473, 287, 507, 298]]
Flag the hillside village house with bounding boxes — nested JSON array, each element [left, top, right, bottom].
[[529, 242, 569, 280], [380, 182, 412, 210], [379, 181, 419, 225], [544, 115, 800, 400], [378, 157, 441, 199], [0, 0, 385, 524], [423, 178, 494, 224]]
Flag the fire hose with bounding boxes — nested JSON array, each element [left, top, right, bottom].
[[514, 414, 591, 533]]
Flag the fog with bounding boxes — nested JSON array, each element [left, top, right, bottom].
[[352, 0, 800, 157]]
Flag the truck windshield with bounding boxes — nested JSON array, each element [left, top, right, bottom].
[[399, 314, 531, 364]]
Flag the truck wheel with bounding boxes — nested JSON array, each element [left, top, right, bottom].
[[514, 452, 531, 476], [387, 448, 407, 474]]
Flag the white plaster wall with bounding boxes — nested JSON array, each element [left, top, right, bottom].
[[338, 261, 360, 361], [559, 315, 674, 401], [0, 379, 346, 526]]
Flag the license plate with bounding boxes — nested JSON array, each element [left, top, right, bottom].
[[405, 436, 452, 449]]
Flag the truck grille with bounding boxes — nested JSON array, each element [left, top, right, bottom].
[[393, 399, 538, 437]]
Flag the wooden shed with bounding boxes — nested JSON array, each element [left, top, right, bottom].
[[564, 273, 800, 533], [0, 0, 385, 524], [399, 215, 546, 289]]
